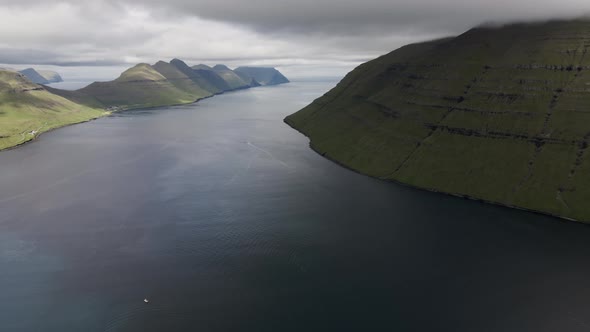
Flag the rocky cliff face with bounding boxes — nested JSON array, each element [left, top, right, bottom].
[[285, 19, 590, 222]]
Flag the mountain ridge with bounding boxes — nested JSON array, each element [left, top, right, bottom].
[[49, 59, 289, 110]]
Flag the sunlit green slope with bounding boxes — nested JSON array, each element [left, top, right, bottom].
[[76, 63, 202, 109], [285, 19, 590, 221], [0, 70, 105, 150]]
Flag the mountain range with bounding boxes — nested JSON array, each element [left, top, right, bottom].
[[0, 59, 288, 150]]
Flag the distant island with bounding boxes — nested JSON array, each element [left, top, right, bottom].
[[285, 19, 590, 222], [19, 68, 63, 84], [0, 59, 288, 150]]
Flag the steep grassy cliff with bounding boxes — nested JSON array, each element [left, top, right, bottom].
[[285, 19, 590, 222], [0, 70, 105, 150]]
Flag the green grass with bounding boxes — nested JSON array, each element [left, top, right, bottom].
[[75, 63, 206, 109], [0, 70, 105, 150], [285, 19, 590, 222]]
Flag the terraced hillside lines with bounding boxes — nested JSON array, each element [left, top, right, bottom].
[[285, 20, 590, 222]]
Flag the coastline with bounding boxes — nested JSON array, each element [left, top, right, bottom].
[[0, 112, 109, 152], [283, 117, 584, 225], [0, 83, 283, 153]]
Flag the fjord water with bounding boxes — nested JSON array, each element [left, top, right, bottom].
[[3, 82, 590, 331]]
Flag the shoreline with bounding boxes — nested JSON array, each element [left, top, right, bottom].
[[283, 117, 585, 225], [0, 113, 109, 153], [0, 83, 285, 153]]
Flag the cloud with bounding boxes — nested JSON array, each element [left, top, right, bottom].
[[0, 0, 589, 79], [124, 0, 590, 34]]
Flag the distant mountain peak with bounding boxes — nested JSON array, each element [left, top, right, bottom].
[[234, 67, 289, 86], [213, 64, 231, 71], [170, 58, 189, 66], [192, 64, 213, 71]]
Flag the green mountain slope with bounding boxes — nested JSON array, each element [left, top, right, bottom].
[[75, 63, 202, 109], [211, 65, 251, 90], [152, 60, 213, 97], [0, 70, 105, 150], [234, 67, 289, 85], [48, 60, 289, 111], [169, 59, 224, 94], [285, 19, 590, 222]]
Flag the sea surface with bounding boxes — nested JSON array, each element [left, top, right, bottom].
[[2, 81, 590, 331]]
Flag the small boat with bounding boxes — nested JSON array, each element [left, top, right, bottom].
[[144, 298, 149, 303]]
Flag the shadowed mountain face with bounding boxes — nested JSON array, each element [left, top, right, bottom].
[[0, 70, 104, 150], [211, 64, 253, 90], [234, 67, 290, 85], [170, 58, 225, 94], [18, 68, 63, 84], [285, 19, 590, 222], [18, 68, 49, 84], [49, 59, 289, 110]]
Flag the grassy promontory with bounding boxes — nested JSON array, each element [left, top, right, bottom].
[[0, 70, 106, 151], [285, 19, 590, 222]]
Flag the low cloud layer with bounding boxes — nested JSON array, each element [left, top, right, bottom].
[[1, 1, 589, 78]]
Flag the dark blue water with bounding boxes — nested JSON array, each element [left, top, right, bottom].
[[2, 82, 590, 331]]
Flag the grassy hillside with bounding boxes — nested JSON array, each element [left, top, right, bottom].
[[285, 19, 590, 222], [152, 61, 213, 97], [170, 59, 224, 94], [212, 65, 251, 90], [0, 70, 105, 150], [76, 64, 201, 109]]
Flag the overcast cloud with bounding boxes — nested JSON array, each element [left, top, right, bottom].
[[1, 0, 589, 79]]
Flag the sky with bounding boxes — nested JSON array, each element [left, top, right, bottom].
[[1, 0, 590, 80]]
